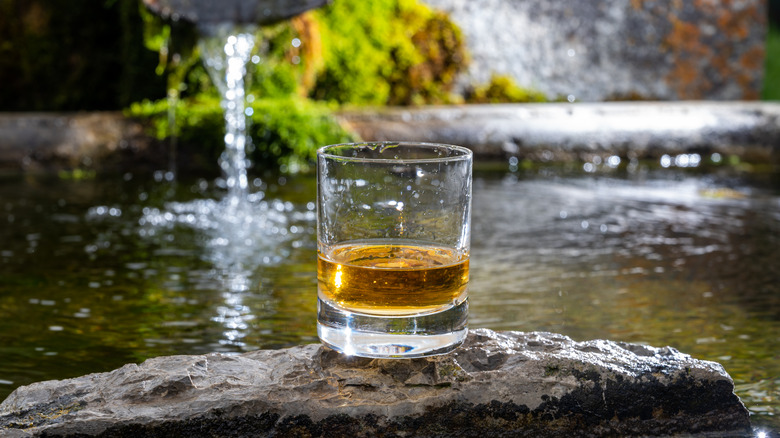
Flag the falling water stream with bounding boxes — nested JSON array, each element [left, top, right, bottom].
[[199, 24, 255, 203]]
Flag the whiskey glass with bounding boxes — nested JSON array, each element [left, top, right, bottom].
[[316, 142, 472, 358]]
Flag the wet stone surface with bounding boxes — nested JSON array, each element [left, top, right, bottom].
[[0, 329, 751, 437]]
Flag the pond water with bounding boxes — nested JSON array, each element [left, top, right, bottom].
[[0, 164, 777, 434]]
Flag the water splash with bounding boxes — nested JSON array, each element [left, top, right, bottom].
[[139, 193, 307, 274], [140, 24, 291, 277], [138, 25, 306, 346], [139, 190, 315, 347]]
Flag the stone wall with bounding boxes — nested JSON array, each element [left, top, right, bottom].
[[422, 0, 767, 101]]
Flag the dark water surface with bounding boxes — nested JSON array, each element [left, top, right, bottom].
[[0, 166, 777, 433]]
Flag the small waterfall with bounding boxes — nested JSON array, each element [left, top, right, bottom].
[[139, 25, 313, 349], [141, 24, 297, 270], [139, 0, 327, 349]]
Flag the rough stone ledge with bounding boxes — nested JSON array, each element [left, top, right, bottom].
[[0, 329, 751, 437]]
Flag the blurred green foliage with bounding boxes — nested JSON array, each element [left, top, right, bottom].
[[763, 24, 780, 100], [0, 0, 165, 111]]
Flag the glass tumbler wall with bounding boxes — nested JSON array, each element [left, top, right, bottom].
[[316, 142, 472, 358]]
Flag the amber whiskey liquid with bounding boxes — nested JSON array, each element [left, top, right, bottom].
[[317, 240, 469, 316]]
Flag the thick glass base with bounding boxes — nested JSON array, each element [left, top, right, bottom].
[[317, 298, 468, 358]]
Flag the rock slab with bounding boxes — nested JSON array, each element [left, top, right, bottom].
[[0, 329, 751, 437]]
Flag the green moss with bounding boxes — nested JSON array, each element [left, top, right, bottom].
[[126, 95, 355, 173], [136, 0, 466, 107], [310, 0, 467, 105], [248, 96, 355, 172], [466, 74, 547, 104], [762, 25, 780, 101]]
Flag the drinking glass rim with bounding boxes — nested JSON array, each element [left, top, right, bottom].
[[317, 141, 472, 163]]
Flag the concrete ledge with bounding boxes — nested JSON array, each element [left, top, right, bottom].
[[338, 101, 780, 162], [1, 102, 778, 174], [0, 112, 158, 173], [0, 329, 751, 437]]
